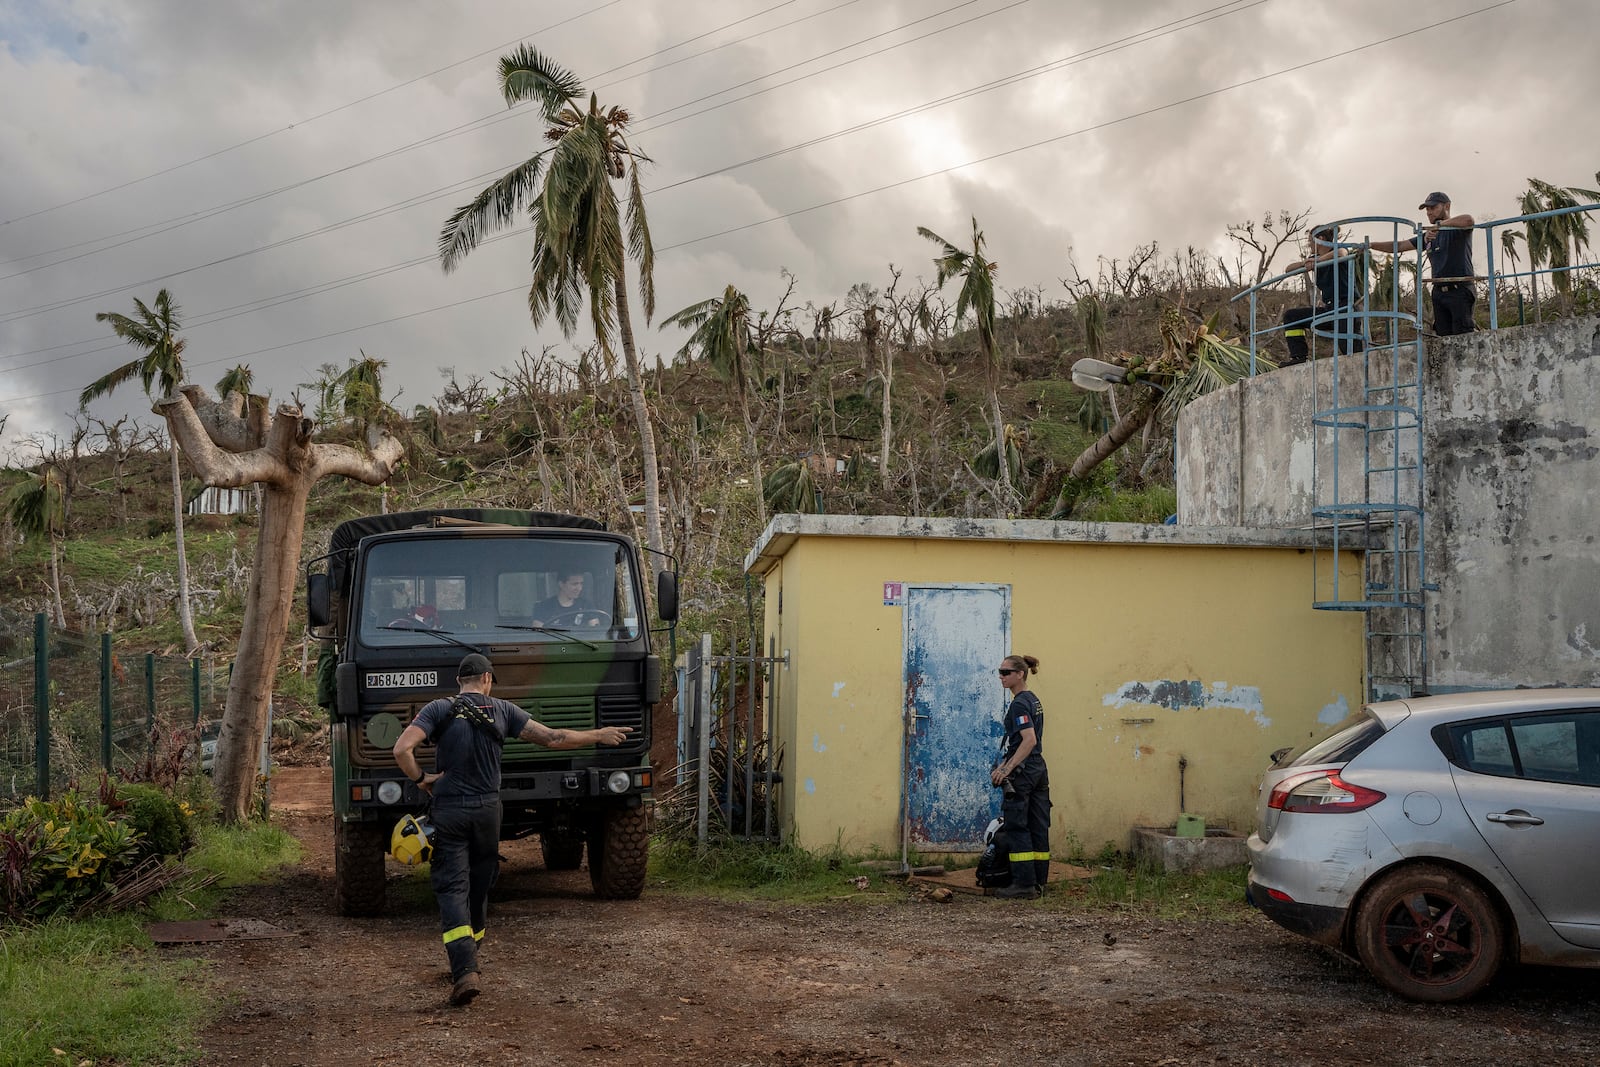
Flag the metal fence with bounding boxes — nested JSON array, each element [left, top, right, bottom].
[[674, 632, 788, 843], [0, 614, 229, 801]]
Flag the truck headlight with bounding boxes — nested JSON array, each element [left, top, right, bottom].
[[606, 771, 632, 794], [377, 780, 403, 804]]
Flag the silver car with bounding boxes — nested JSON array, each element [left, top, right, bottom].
[[1247, 689, 1600, 1002]]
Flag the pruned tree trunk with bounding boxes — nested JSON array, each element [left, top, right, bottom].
[[613, 278, 667, 577], [158, 386, 403, 823], [171, 445, 199, 655]]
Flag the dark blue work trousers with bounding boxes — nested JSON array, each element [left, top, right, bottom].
[[428, 794, 501, 982], [1000, 761, 1051, 891]]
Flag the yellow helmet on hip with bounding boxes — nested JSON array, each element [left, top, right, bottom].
[[390, 814, 435, 866]]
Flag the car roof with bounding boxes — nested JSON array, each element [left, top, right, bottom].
[[1369, 688, 1600, 729]]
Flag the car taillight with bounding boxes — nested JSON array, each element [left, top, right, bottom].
[[1267, 770, 1385, 813]]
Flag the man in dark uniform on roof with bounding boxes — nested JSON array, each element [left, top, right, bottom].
[[1368, 191, 1478, 335], [1281, 223, 1367, 365], [394, 653, 632, 1006]]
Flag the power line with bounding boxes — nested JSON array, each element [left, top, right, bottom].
[[656, 0, 1519, 252], [1, 0, 1517, 407], [647, 0, 1266, 191], [0, 0, 856, 279], [0, 0, 1204, 340], [0, 1, 629, 229], [0, 0, 1007, 323]]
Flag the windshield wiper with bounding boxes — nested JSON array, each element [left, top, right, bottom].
[[378, 625, 481, 652], [495, 624, 597, 650]]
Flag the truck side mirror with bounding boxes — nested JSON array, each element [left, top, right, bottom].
[[307, 572, 331, 628], [656, 571, 679, 623]]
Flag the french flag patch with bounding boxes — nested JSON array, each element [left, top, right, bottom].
[[1015, 712, 1031, 726]]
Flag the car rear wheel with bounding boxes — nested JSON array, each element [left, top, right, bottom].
[[1353, 864, 1505, 1003]]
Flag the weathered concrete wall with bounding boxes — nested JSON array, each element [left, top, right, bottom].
[[1179, 350, 1406, 527], [1177, 315, 1600, 690], [1427, 317, 1600, 688]]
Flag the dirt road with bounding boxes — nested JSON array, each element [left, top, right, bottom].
[[186, 767, 1600, 1066]]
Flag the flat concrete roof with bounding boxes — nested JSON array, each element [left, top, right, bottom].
[[744, 514, 1368, 576]]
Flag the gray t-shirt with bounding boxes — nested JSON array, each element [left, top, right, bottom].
[[412, 693, 531, 801]]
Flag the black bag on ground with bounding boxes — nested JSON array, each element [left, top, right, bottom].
[[975, 817, 1012, 889]]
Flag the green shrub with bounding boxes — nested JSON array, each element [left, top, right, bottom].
[[0, 791, 142, 920], [116, 783, 195, 860]]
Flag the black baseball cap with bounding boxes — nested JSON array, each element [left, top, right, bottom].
[[457, 653, 494, 679], [1419, 191, 1451, 209]]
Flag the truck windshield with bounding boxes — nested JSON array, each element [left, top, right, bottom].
[[357, 537, 643, 647]]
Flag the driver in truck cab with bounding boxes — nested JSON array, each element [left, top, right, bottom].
[[531, 570, 603, 628], [393, 652, 633, 1006]]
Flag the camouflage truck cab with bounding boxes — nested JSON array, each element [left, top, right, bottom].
[[308, 508, 676, 916]]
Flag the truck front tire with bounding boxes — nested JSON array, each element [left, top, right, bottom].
[[334, 818, 388, 916], [588, 805, 648, 900], [540, 831, 585, 871]]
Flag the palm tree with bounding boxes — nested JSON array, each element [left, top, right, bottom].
[[661, 285, 766, 515], [1520, 177, 1600, 300], [919, 217, 1011, 505], [1061, 308, 1259, 514], [82, 289, 200, 654], [4, 467, 67, 627], [334, 352, 392, 438], [216, 364, 254, 399], [438, 44, 665, 573]]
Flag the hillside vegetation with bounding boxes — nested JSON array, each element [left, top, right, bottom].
[[1, 230, 1322, 688]]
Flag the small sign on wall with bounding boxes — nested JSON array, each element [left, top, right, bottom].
[[883, 581, 904, 606]]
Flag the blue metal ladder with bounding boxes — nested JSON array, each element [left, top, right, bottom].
[[1307, 218, 1432, 699]]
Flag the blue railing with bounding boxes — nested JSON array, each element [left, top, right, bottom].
[[1234, 204, 1600, 368]]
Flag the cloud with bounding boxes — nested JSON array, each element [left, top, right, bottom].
[[1, 0, 1595, 454]]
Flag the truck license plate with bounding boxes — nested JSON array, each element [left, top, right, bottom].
[[365, 670, 438, 689]]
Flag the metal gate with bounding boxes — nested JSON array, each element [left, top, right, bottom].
[[902, 584, 1010, 853], [676, 632, 787, 843]]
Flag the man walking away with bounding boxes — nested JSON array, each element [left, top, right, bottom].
[[394, 653, 632, 1006]]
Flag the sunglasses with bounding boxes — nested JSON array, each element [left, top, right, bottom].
[[997, 668, 1019, 676]]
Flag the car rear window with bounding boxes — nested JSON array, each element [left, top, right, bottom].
[[1282, 709, 1385, 767], [1440, 710, 1600, 785]]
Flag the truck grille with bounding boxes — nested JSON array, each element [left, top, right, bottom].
[[598, 694, 645, 732]]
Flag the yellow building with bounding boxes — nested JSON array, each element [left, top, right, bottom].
[[744, 515, 1364, 857]]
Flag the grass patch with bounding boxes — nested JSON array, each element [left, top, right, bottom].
[[144, 821, 300, 920], [0, 820, 300, 1066], [648, 838, 900, 903], [0, 915, 211, 1067], [1074, 484, 1178, 524], [1048, 861, 1251, 920]]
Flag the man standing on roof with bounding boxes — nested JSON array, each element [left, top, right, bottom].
[[394, 652, 632, 1007], [1368, 191, 1477, 336]]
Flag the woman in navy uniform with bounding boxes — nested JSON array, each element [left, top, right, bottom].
[[992, 654, 1051, 899]]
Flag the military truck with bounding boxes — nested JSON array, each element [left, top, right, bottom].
[[307, 508, 676, 916]]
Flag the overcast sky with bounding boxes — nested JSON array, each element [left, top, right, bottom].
[[1, 0, 1594, 457]]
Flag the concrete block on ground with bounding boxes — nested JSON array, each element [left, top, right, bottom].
[[1129, 825, 1247, 872]]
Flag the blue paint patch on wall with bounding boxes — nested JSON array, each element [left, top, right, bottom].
[[804, 778, 816, 794], [1104, 680, 1271, 727], [1318, 694, 1351, 725], [832, 682, 846, 698], [812, 732, 828, 753]]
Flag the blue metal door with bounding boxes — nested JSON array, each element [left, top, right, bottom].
[[903, 584, 1010, 851]]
